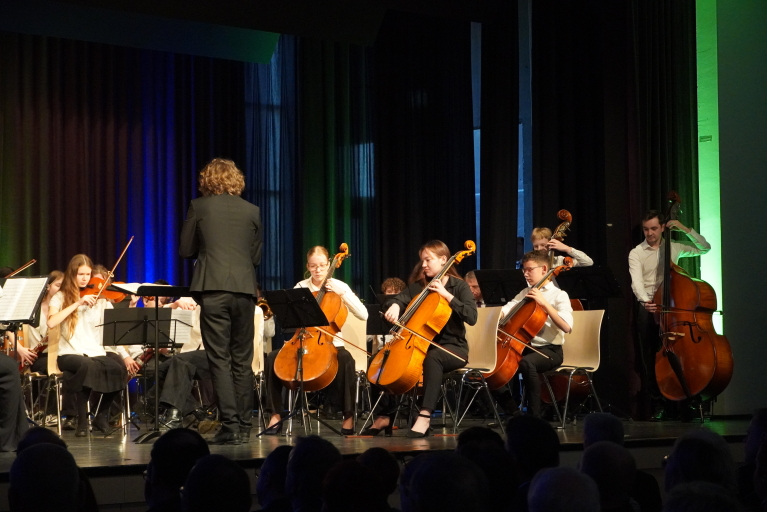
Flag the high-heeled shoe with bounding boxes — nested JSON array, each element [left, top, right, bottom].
[[406, 413, 432, 438], [359, 414, 394, 437], [263, 422, 282, 436], [91, 414, 110, 434], [340, 427, 356, 436]]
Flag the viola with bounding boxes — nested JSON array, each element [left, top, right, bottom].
[[20, 335, 48, 374], [274, 243, 351, 391], [367, 241, 476, 395], [653, 191, 733, 401], [128, 347, 155, 379], [482, 258, 574, 391]]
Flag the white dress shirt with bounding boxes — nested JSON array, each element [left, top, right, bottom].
[[50, 292, 113, 357], [628, 229, 711, 303], [552, 248, 594, 268], [500, 284, 574, 347], [294, 278, 368, 348]]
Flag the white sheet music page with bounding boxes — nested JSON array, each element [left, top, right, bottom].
[[0, 277, 48, 322], [170, 309, 194, 346]]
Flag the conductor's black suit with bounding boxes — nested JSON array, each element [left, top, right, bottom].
[[179, 193, 262, 437]]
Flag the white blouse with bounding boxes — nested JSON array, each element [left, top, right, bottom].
[[50, 292, 113, 357]]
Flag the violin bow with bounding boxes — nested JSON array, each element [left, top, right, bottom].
[[94, 237, 134, 301], [5, 259, 37, 277]]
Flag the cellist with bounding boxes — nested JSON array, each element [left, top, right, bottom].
[[364, 240, 477, 438], [262, 246, 368, 435], [502, 250, 574, 418], [628, 210, 711, 421]]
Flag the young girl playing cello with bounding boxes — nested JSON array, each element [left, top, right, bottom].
[[47, 254, 128, 436]]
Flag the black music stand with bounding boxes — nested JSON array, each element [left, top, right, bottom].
[[257, 288, 343, 437], [108, 285, 192, 444], [473, 269, 528, 306], [0, 276, 49, 427], [552, 266, 623, 300]]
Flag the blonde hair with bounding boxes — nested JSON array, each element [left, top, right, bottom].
[[531, 227, 552, 242], [306, 246, 330, 261], [60, 254, 94, 336], [521, 249, 549, 268], [198, 158, 245, 196]]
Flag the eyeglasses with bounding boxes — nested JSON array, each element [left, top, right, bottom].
[[521, 266, 544, 274], [308, 264, 329, 271]]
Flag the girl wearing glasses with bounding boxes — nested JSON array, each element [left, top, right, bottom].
[[262, 246, 368, 435]]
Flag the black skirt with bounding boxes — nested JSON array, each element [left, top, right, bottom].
[[57, 354, 127, 394]]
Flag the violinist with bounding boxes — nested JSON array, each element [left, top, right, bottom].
[[0, 280, 28, 451], [262, 246, 368, 435], [14, 270, 64, 375], [628, 210, 711, 421], [502, 250, 573, 418], [531, 227, 594, 268], [366, 240, 477, 438], [47, 254, 128, 436]]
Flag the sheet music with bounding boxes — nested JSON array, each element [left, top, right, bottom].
[[110, 282, 172, 295], [169, 309, 194, 346], [0, 277, 48, 322]]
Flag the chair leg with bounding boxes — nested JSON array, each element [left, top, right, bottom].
[[585, 372, 603, 412], [561, 368, 579, 429], [357, 390, 385, 435], [542, 374, 564, 429], [54, 376, 63, 436]]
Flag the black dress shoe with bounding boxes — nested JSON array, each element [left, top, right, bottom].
[[61, 417, 77, 431], [207, 431, 241, 445], [359, 417, 394, 437], [341, 428, 356, 436], [75, 428, 88, 437], [162, 407, 183, 430], [263, 423, 282, 436], [240, 429, 251, 442], [91, 415, 110, 434]]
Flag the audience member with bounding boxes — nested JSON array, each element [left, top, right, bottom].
[[16, 426, 67, 452], [664, 429, 736, 493], [286, 435, 342, 512], [456, 442, 518, 512], [662, 482, 743, 512], [357, 447, 400, 510], [739, 409, 767, 509], [528, 467, 600, 512], [322, 460, 388, 512], [579, 441, 637, 512], [9, 443, 85, 512], [181, 454, 251, 512], [145, 428, 210, 512], [408, 452, 490, 512], [505, 415, 560, 512], [754, 438, 767, 512], [400, 454, 430, 512], [583, 412, 661, 512], [456, 426, 504, 450], [257, 445, 293, 512]]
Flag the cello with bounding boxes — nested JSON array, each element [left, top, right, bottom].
[[653, 192, 733, 402], [274, 243, 351, 391], [367, 241, 476, 395], [482, 258, 574, 391]]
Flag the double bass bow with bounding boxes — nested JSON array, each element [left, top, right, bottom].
[[367, 241, 476, 395], [482, 258, 574, 391], [653, 191, 733, 402], [274, 243, 352, 391]]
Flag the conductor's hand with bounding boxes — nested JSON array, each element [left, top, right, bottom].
[[546, 239, 572, 253], [384, 304, 401, 323], [124, 357, 140, 374], [79, 295, 98, 308]]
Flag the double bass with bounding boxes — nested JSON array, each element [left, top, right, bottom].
[[274, 244, 351, 391], [547, 209, 584, 311], [482, 258, 574, 391], [367, 241, 476, 395], [653, 191, 733, 402]]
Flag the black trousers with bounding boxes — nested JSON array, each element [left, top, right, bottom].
[[152, 350, 211, 415], [518, 344, 563, 417], [636, 305, 663, 404], [0, 353, 27, 451], [264, 346, 357, 416], [198, 291, 255, 433]]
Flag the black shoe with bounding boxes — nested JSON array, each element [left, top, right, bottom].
[[207, 430, 241, 445], [263, 422, 282, 436], [75, 428, 88, 437], [92, 415, 110, 434], [407, 413, 432, 438], [162, 408, 182, 429], [240, 428, 251, 442], [650, 407, 667, 422], [359, 415, 394, 437], [341, 428, 355, 436], [61, 417, 77, 431]]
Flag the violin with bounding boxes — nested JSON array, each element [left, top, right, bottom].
[[653, 191, 733, 401], [274, 243, 351, 391], [482, 258, 574, 391], [367, 241, 476, 395], [128, 347, 155, 379], [79, 237, 134, 304]]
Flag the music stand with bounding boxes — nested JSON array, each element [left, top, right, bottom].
[[108, 284, 192, 443], [0, 276, 49, 427], [552, 266, 623, 300], [257, 288, 343, 437], [473, 269, 528, 306]]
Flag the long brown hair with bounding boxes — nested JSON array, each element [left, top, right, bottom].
[[415, 240, 462, 287], [59, 254, 93, 336]]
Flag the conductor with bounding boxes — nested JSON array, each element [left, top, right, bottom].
[[179, 158, 263, 445]]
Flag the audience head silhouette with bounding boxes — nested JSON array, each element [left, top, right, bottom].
[[286, 435, 342, 512], [583, 412, 624, 447], [745, 408, 767, 466], [322, 460, 387, 512], [456, 441, 519, 512], [579, 441, 636, 511], [9, 443, 84, 512], [457, 426, 505, 450], [357, 447, 400, 498], [664, 429, 736, 492], [505, 415, 560, 482], [662, 481, 743, 512], [145, 428, 210, 510], [257, 444, 292, 510], [16, 426, 67, 453], [181, 454, 251, 512], [528, 466, 600, 512], [408, 452, 490, 512]]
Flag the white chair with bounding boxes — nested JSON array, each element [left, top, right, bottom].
[[340, 314, 371, 431], [447, 306, 505, 434], [542, 309, 605, 429]]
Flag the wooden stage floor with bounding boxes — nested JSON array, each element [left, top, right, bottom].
[[0, 416, 750, 479]]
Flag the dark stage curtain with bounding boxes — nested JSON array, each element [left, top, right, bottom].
[[373, 11, 478, 282], [296, 38, 376, 297], [0, 32, 246, 285], [480, 9, 520, 270]]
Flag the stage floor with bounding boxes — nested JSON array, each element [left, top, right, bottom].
[[0, 416, 750, 479]]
